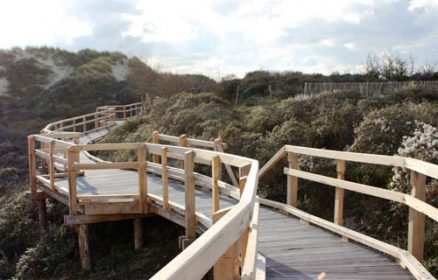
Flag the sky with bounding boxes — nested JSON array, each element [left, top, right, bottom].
[[0, 0, 437, 79]]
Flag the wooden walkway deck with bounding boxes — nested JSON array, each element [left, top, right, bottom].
[[55, 128, 413, 279]]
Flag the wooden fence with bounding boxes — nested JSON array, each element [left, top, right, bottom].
[[258, 145, 438, 279], [303, 80, 438, 97]]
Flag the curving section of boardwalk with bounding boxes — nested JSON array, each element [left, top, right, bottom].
[[27, 102, 437, 279]]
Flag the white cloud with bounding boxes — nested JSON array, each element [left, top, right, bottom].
[[0, 0, 93, 48], [408, 0, 438, 11]]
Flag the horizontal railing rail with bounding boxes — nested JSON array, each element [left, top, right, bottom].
[[258, 145, 438, 280]]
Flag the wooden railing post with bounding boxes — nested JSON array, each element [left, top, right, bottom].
[[49, 140, 56, 191], [67, 148, 80, 214], [123, 106, 127, 119], [152, 131, 160, 163], [239, 164, 250, 265], [408, 170, 426, 262], [213, 207, 240, 280], [162, 147, 169, 211], [182, 150, 196, 249], [334, 160, 346, 225], [212, 155, 221, 213], [287, 152, 299, 207], [94, 114, 98, 129], [179, 134, 188, 168], [81, 116, 85, 132], [138, 144, 148, 214], [73, 119, 76, 132], [28, 136, 37, 195]]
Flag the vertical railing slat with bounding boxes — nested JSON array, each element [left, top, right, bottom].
[[184, 150, 196, 239], [49, 140, 56, 191], [138, 144, 148, 213], [179, 134, 188, 168], [334, 160, 346, 225], [152, 131, 160, 163], [212, 155, 221, 213], [408, 170, 426, 262], [162, 147, 169, 211], [287, 152, 299, 207]]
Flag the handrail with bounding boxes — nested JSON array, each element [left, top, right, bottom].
[[42, 102, 142, 134], [28, 101, 260, 279], [258, 144, 438, 280]]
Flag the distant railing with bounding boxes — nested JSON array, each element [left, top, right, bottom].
[[28, 101, 260, 279], [42, 102, 142, 134], [303, 80, 438, 97], [259, 145, 438, 280]]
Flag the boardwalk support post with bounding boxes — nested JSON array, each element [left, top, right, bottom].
[[213, 207, 240, 280], [78, 224, 91, 271], [408, 170, 426, 262], [133, 218, 144, 250], [180, 150, 196, 250], [36, 199, 48, 233], [287, 152, 299, 207]]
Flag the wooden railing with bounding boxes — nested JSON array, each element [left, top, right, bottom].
[[148, 131, 239, 187], [96, 102, 142, 120], [42, 102, 142, 134], [259, 145, 438, 280], [28, 102, 260, 279]]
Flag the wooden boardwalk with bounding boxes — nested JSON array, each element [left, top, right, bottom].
[[55, 128, 413, 279], [28, 103, 438, 279]]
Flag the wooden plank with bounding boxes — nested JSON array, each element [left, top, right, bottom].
[[162, 147, 169, 211], [184, 150, 196, 239], [215, 140, 239, 187], [212, 155, 221, 213], [138, 145, 148, 214], [258, 146, 287, 178], [284, 168, 405, 204], [399, 251, 435, 280], [408, 171, 426, 262], [285, 145, 406, 167], [84, 201, 140, 215], [405, 158, 438, 180], [213, 207, 240, 280], [334, 160, 346, 225], [242, 202, 260, 280], [287, 152, 299, 207], [76, 162, 138, 170], [158, 134, 180, 143], [64, 214, 152, 225]]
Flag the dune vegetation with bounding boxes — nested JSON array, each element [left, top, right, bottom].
[[0, 47, 437, 278]]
